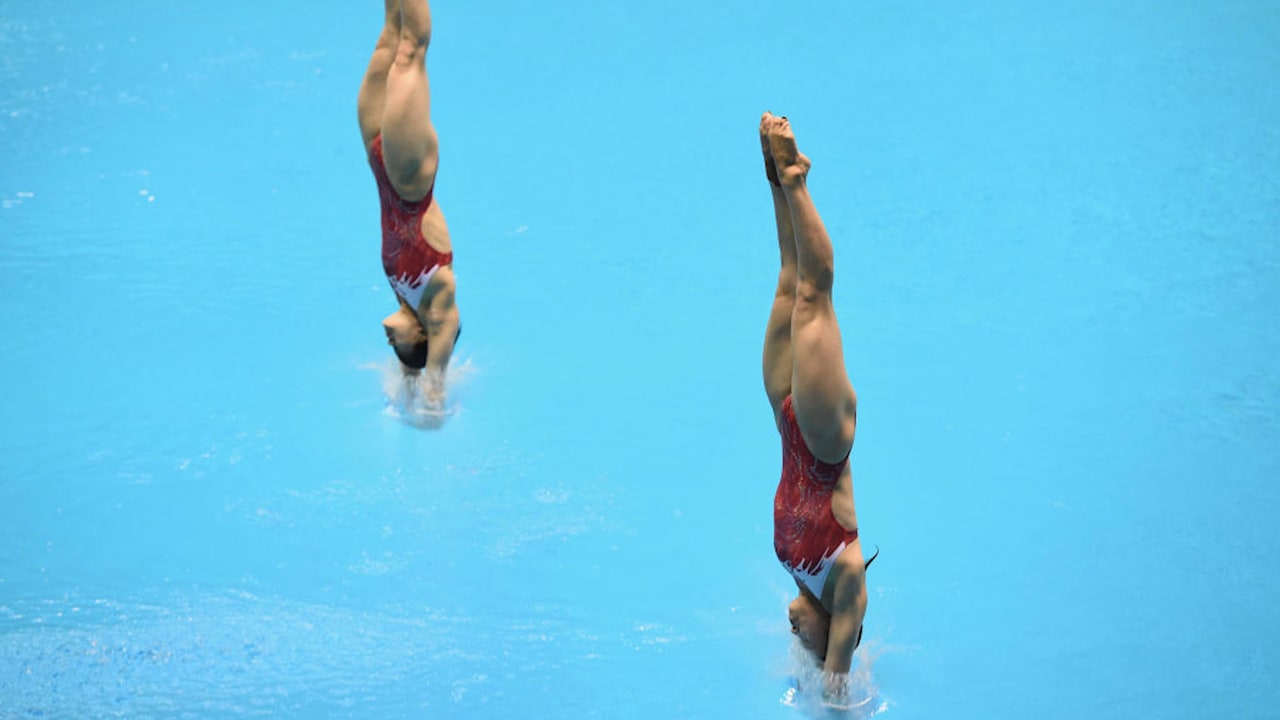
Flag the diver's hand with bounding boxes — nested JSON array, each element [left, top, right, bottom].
[[822, 671, 851, 711]]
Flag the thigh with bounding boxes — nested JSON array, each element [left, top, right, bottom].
[[379, 39, 438, 201], [356, 28, 399, 148], [789, 294, 857, 463], [764, 278, 796, 420]]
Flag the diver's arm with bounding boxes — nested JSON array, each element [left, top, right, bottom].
[[821, 557, 868, 703]]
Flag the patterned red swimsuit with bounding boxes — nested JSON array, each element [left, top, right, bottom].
[[773, 395, 858, 599], [368, 134, 451, 310]]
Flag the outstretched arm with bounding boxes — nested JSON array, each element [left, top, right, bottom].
[[822, 557, 869, 703]]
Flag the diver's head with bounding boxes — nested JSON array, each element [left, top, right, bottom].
[[788, 592, 831, 664], [383, 307, 428, 371], [788, 593, 872, 668]]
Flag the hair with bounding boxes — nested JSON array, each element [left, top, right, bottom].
[[393, 324, 462, 371], [394, 338, 429, 369]]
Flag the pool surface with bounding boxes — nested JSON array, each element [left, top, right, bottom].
[[3, 0, 1279, 717]]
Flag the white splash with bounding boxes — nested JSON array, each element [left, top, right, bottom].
[[779, 637, 890, 718], [370, 354, 476, 430]]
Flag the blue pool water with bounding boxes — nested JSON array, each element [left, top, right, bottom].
[[3, 1, 1279, 717]]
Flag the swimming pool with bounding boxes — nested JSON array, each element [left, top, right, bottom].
[[3, 0, 1278, 717]]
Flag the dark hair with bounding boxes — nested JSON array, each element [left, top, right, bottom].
[[393, 323, 463, 371], [394, 338, 429, 369]]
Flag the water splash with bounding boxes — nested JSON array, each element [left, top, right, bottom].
[[367, 355, 476, 429], [779, 637, 890, 718]]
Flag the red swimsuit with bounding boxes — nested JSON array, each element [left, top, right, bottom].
[[773, 395, 858, 599], [368, 134, 451, 309]]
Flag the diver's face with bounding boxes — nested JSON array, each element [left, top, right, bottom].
[[383, 310, 426, 347], [788, 594, 831, 663], [382, 310, 429, 372]]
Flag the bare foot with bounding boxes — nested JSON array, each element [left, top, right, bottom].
[[760, 111, 781, 186], [767, 116, 811, 188]]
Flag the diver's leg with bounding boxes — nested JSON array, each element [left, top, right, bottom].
[[356, 0, 402, 148], [768, 116, 858, 463], [761, 112, 798, 419], [380, 0, 438, 202]]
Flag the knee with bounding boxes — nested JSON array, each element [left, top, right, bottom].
[[794, 274, 833, 305], [375, 25, 400, 52], [393, 24, 429, 66]]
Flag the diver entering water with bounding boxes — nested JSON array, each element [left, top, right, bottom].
[[758, 112, 878, 707], [357, 0, 460, 403]]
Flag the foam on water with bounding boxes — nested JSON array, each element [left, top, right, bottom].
[[365, 354, 477, 429], [779, 637, 890, 718]]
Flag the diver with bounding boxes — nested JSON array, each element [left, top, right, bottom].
[[759, 111, 878, 707], [357, 0, 460, 404]]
